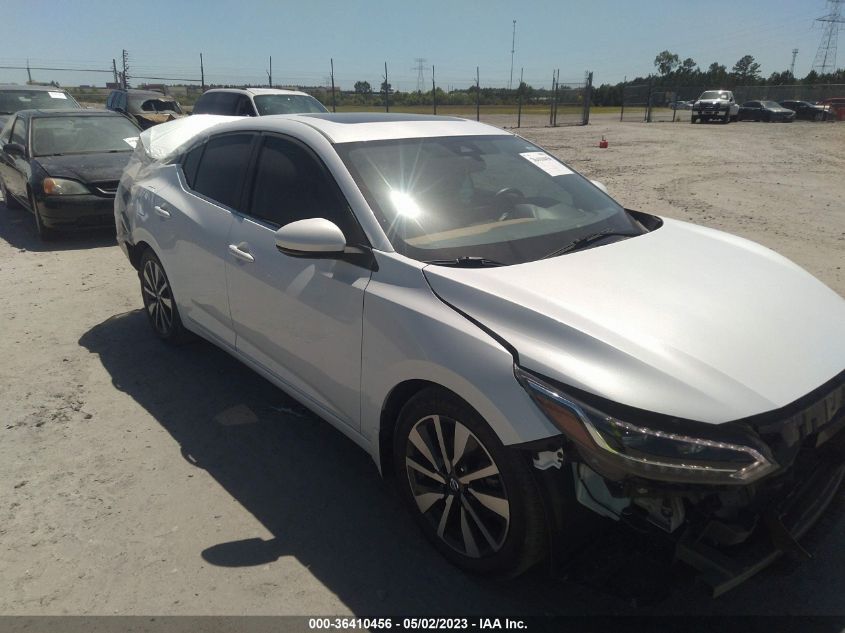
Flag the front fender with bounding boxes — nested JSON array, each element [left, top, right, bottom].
[[361, 252, 560, 470]]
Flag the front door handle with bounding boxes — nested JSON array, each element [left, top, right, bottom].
[[153, 204, 171, 218], [228, 243, 255, 263]]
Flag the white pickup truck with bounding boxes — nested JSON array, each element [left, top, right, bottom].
[[691, 90, 740, 124]]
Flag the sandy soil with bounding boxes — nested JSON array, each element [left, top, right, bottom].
[[0, 118, 843, 617]]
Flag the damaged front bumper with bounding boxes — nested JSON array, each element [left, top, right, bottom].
[[518, 367, 845, 595]]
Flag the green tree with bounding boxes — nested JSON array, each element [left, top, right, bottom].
[[731, 55, 762, 84], [354, 80, 371, 94], [654, 50, 680, 76]]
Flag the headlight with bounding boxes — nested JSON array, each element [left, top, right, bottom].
[[43, 178, 89, 195], [515, 366, 777, 485]]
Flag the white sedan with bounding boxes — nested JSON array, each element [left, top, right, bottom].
[[116, 113, 845, 593]]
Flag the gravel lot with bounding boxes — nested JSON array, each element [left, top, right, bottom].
[[1, 117, 843, 616]]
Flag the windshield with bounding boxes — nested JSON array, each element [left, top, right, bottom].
[[0, 89, 81, 115], [129, 96, 182, 114], [700, 91, 729, 100], [31, 116, 140, 156], [336, 135, 643, 265], [762, 101, 782, 108], [254, 94, 328, 115]]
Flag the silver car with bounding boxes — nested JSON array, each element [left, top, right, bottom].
[[116, 113, 845, 593]]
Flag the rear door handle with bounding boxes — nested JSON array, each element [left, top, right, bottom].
[[154, 204, 171, 218], [228, 243, 255, 263]]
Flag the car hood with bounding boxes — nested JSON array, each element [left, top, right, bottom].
[[696, 99, 728, 105], [422, 218, 845, 424], [35, 151, 134, 183]]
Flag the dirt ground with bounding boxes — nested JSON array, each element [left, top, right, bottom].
[[1, 117, 843, 617]]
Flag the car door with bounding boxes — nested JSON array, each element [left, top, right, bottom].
[[156, 132, 258, 348], [225, 133, 372, 429]]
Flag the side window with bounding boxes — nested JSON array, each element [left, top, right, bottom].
[[235, 95, 254, 116], [191, 133, 255, 210], [192, 92, 215, 114], [106, 93, 114, 109], [181, 143, 205, 189], [10, 118, 27, 146], [248, 135, 362, 242]]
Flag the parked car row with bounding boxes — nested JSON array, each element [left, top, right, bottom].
[[0, 83, 331, 240], [688, 89, 840, 124]]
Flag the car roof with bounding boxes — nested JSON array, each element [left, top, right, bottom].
[[203, 87, 313, 97], [0, 84, 70, 92], [209, 112, 512, 144]]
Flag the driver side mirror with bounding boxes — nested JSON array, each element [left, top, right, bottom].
[[3, 142, 25, 157], [275, 218, 347, 257]]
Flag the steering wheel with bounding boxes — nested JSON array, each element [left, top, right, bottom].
[[495, 187, 529, 221]]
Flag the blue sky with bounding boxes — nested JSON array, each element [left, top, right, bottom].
[[0, 0, 835, 90]]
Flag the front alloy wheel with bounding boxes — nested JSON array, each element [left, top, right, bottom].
[[394, 388, 545, 576], [405, 414, 510, 558]]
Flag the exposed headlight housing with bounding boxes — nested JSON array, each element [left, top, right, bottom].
[[43, 178, 89, 196], [515, 366, 777, 485]]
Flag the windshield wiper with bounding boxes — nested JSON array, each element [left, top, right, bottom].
[[424, 256, 505, 268], [541, 228, 640, 260]]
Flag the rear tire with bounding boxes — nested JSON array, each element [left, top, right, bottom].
[[393, 387, 547, 578], [139, 249, 192, 344]]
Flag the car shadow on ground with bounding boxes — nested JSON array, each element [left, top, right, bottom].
[[78, 309, 845, 617], [0, 201, 116, 252]]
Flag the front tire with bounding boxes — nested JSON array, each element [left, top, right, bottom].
[[139, 249, 191, 343], [1, 177, 22, 209], [393, 387, 546, 577], [30, 193, 58, 241]]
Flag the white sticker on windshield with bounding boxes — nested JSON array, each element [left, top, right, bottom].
[[519, 151, 572, 176], [123, 137, 138, 148], [48, 91, 67, 99]]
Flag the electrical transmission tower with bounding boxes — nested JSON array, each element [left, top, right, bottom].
[[790, 48, 799, 76], [413, 58, 427, 92], [812, 0, 845, 75]]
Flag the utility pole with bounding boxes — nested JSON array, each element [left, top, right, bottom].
[[121, 49, 129, 89], [268, 56, 272, 87], [517, 67, 524, 128], [330, 58, 336, 113], [476, 66, 480, 122], [200, 53, 205, 90], [383, 62, 389, 112], [112, 59, 118, 85], [432, 65, 437, 115], [790, 48, 799, 77], [508, 20, 517, 90], [813, 0, 845, 75], [26, 59, 32, 84]]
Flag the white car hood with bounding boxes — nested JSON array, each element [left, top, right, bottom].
[[423, 218, 845, 424]]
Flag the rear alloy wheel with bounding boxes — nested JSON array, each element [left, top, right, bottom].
[[30, 193, 58, 241], [1, 177, 22, 209], [394, 388, 545, 577], [139, 249, 191, 343]]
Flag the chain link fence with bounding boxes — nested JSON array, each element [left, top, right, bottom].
[[622, 83, 845, 122]]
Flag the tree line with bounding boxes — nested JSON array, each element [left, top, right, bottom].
[[590, 51, 845, 106]]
